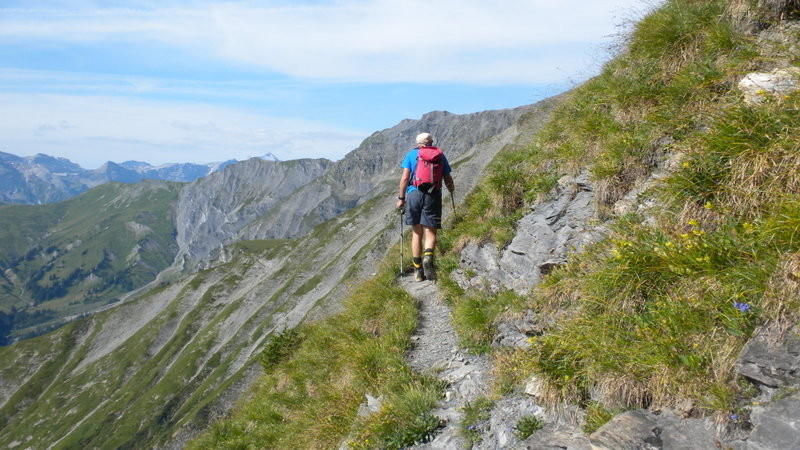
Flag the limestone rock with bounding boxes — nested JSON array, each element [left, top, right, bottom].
[[589, 410, 662, 450], [524, 376, 548, 400], [175, 158, 331, 269], [356, 394, 384, 417], [456, 172, 604, 296], [738, 67, 800, 104], [473, 396, 543, 449], [730, 391, 800, 450], [754, 21, 800, 65], [589, 409, 718, 450], [493, 310, 540, 348], [735, 325, 800, 388], [523, 429, 593, 450]]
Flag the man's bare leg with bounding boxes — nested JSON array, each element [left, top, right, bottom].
[[411, 225, 425, 280], [422, 226, 438, 281]]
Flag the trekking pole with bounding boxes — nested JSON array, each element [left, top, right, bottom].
[[399, 208, 404, 276], [450, 190, 456, 213]]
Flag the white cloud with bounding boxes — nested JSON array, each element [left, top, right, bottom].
[[0, 93, 366, 168], [0, 0, 659, 166], [0, 0, 651, 84]]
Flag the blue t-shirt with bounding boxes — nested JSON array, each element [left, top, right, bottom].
[[401, 148, 452, 195]]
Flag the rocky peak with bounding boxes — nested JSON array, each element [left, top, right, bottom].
[[175, 157, 332, 268]]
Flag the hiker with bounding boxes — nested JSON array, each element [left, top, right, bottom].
[[396, 132, 455, 281]]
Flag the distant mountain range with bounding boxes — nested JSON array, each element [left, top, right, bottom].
[[0, 151, 280, 205]]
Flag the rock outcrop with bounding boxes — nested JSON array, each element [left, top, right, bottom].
[[453, 171, 604, 296], [175, 157, 332, 268], [739, 67, 800, 104], [736, 325, 800, 389], [588, 409, 719, 450], [730, 391, 800, 450]]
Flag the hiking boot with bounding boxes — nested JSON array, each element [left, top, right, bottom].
[[422, 249, 436, 281], [414, 266, 426, 282]]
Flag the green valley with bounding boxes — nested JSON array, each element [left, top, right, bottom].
[[0, 180, 181, 343]]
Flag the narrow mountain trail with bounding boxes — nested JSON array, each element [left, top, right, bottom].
[[398, 275, 491, 449]]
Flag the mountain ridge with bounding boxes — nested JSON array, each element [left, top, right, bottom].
[[0, 151, 280, 205]]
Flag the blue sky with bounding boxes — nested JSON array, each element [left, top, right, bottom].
[[0, 0, 653, 168]]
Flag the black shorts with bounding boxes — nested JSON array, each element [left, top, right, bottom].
[[405, 188, 442, 228]]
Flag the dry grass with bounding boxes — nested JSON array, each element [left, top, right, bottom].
[[591, 375, 652, 410], [727, 0, 800, 29], [759, 251, 800, 327]]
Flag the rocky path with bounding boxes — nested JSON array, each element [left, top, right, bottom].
[[398, 275, 491, 449]]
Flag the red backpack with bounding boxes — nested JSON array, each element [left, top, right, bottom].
[[412, 146, 444, 194]]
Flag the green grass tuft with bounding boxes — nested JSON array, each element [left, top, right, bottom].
[[514, 414, 544, 440]]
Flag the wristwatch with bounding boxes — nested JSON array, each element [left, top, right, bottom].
[[397, 196, 405, 200]]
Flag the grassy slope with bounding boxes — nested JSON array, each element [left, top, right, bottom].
[[189, 264, 444, 449], [435, 0, 800, 429], [0, 237, 314, 448], [0, 176, 410, 448], [190, 0, 800, 446], [0, 181, 181, 340]]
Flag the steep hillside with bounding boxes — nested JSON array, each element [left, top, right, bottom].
[[174, 157, 333, 269], [0, 101, 556, 448], [434, 0, 800, 447], [0, 180, 181, 343], [191, 0, 800, 448]]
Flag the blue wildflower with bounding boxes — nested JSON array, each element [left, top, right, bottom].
[[730, 413, 739, 420], [733, 302, 751, 313]]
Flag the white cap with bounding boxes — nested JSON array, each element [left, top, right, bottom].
[[416, 132, 433, 145]]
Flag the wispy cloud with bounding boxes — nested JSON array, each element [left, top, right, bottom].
[[0, 93, 365, 168], [33, 119, 76, 137], [0, 0, 649, 84]]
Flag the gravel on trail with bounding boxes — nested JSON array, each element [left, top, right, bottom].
[[399, 275, 491, 449]]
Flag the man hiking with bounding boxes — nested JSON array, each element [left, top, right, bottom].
[[396, 132, 455, 281]]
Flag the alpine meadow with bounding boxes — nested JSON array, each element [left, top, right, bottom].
[[2, 0, 800, 449]]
